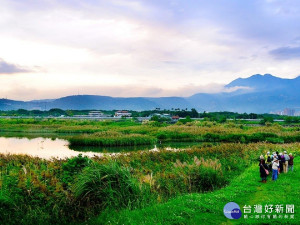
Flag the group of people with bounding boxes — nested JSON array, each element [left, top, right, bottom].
[[259, 151, 294, 182]]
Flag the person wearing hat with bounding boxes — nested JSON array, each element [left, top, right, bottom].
[[283, 151, 290, 173], [288, 153, 294, 172], [272, 158, 279, 181], [259, 155, 268, 183]]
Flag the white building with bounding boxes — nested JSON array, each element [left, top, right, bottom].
[[114, 110, 131, 117], [88, 111, 104, 117]]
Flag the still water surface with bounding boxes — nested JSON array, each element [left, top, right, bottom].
[[0, 136, 204, 159], [0, 137, 102, 159]]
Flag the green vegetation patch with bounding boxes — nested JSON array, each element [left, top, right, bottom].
[[91, 158, 300, 225], [0, 143, 299, 224]]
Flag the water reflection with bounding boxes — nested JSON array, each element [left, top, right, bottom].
[[0, 135, 214, 159], [70, 144, 154, 153], [69, 142, 207, 153], [0, 137, 105, 159]]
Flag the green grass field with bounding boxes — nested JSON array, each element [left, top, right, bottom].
[[1, 118, 299, 224], [1, 119, 300, 147], [90, 158, 300, 225]]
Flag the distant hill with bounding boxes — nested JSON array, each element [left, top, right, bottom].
[[0, 95, 191, 111], [188, 74, 300, 113], [0, 74, 299, 113], [225, 74, 300, 92], [49, 95, 155, 110]]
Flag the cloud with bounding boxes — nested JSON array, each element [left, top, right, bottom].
[[269, 46, 300, 60], [0, 59, 31, 74], [1, 0, 300, 98], [0, 82, 252, 101]]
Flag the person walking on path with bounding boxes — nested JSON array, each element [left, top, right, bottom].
[[259, 155, 268, 183], [288, 153, 294, 172], [283, 151, 290, 173], [272, 158, 279, 181]]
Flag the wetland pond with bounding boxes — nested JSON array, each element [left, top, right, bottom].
[[0, 133, 207, 159]]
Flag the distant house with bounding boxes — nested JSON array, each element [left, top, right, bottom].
[[114, 110, 131, 117], [172, 115, 180, 122], [73, 111, 105, 118], [88, 111, 104, 117]]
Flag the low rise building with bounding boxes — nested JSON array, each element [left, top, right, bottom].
[[88, 111, 104, 117], [114, 110, 131, 117], [172, 115, 180, 122]]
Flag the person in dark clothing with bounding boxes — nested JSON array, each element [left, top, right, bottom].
[[289, 153, 294, 172], [266, 153, 272, 171], [275, 152, 279, 171], [279, 153, 284, 174], [259, 155, 268, 183]]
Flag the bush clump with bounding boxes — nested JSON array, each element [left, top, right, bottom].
[[69, 132, 157, 147], [73, 162, 142, 212], [62, 154, 91, 186]]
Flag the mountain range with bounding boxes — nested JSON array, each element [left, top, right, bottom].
[[1, 74, 299, 113]]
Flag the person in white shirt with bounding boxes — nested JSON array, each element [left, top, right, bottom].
[[283, 151, 290, 173]]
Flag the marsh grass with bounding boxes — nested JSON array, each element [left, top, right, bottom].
[[92, 157, 300, 225], [1, 119, 300, 147], [73, 162, 143, 211], [69, 132, 157, 147], [0, 142, 299, 224]]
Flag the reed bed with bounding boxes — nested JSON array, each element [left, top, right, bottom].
[[68, 131, 157, 147], [1, 142, 299, 224], [1, 119, 300, 146]]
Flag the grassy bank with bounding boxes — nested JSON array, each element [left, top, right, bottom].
[[0, 143, 299, 224], [91, 157, 300, 225]]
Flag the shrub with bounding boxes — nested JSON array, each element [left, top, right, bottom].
[[188, 166, 224, 192], [154, 157, 225, 198], [69, 133, 157, 147], [62, 154, 90, 185], [73, 162, 142, 212], [176, 157, 225, 192]]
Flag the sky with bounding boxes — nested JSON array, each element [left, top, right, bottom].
[[1, 0, 300, 100]]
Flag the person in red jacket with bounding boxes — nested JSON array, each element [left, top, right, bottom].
[[288, 153, 294, 172]]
